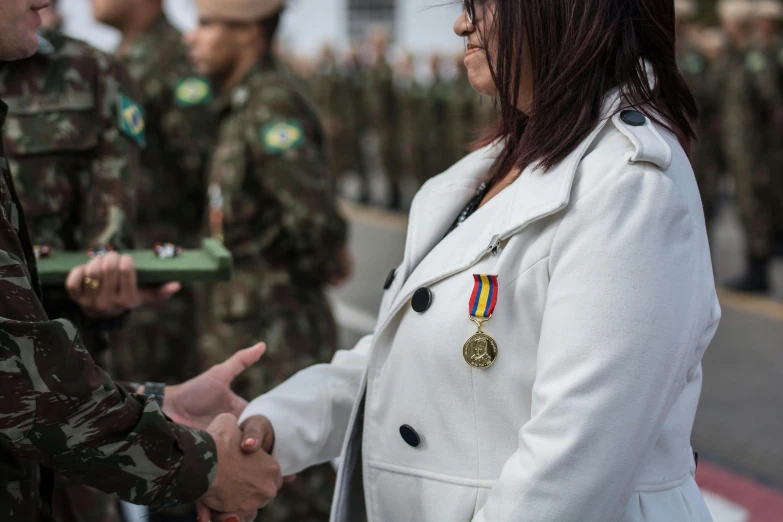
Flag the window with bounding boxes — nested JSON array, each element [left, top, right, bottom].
[[348, 0, 396, 40]]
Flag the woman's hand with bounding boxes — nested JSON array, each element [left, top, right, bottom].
[[65, 252, 180, 318]]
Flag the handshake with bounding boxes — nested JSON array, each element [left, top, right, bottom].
[[197, 413, 285, 522]]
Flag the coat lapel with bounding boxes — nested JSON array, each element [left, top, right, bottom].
[[378, 92, 621, 337]]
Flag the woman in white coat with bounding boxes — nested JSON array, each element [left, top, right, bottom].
[[229, 0, 721, 520]]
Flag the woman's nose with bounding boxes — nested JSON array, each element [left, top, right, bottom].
[[454, 9, 474, 38]]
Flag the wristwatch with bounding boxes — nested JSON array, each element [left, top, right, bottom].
[[143, 382, 166, 408]]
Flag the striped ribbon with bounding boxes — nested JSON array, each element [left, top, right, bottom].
[[469, 274, 499, 319]]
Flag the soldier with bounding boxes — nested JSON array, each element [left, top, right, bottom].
[[448, 52, 479, 166], [91, 0, 215, 386], [0, 2, 285, 518], [365, 27, 402, 209], [716, 0, 772, 293], [185, 0, 349, 519], [0, 27, 141, 521], [311, 44, 345, 188], [751, 1, 783, 257], [427, 54, 455, 176], [675, 0, 722, 230], [342, 44, 370, 202], [396, 52, 430, 187]]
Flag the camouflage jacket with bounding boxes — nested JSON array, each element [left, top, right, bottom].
[[0, 29, 139, 358], [207, 58, 346, 282], [0, 100, 217, 521], [117, 15, 215, 248]]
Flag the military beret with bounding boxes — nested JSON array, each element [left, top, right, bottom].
[[718, 0, 754, 21], [675, 0, 696, 19], [196, 0, 285, 23], [755, 1, 783, 19]]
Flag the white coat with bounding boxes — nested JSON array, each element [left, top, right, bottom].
[[241, 90, 721, 522]]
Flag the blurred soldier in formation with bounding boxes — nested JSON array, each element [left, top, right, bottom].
[[749, 1, 783, 258], [675, 0, 723, 230], [92, 0, 215, 387], [396, 52, 430, 186], [0, 24, 140, 522], [716, 0, 772, 293], [427, 54, 455, 176], [448, 52, 479, 164], [342, 44, 371, 202], [312, 44, 346, 188], [186, 0, 349, 519], [365, 27, 402, 209]]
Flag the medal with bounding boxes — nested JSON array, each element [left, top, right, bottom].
[[463, 274, 499, 369]]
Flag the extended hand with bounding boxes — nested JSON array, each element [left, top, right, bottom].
[[198, 414, 282, 517], [65, 252, 180, 318], [163, 344, 266, 430]]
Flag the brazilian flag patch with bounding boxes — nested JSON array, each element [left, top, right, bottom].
[[261, 120, 305, 154], [117, 95, 146, 147], [175, 76, 213, 107]]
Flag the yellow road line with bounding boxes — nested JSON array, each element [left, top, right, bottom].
[[717, 288, 783, 323]]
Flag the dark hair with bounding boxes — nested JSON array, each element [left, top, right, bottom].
[[476, 0, 697, 183]]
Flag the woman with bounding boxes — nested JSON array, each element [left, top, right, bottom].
[[237, 1, 719, 521]]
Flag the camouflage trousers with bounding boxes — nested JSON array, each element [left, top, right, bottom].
[[110, 286, 202, 384], [199, 269, 339, 521]]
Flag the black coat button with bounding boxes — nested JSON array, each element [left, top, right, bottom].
[[411, 287, 432, 313], [620, 109, 646, 126], [399, 425, 420, 447], [383, 268, 396, 290]]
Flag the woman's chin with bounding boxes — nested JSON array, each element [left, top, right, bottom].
[[467, 75, 498, 98]]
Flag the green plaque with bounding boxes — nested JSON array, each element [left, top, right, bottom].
[[36, 239, 233, 285]]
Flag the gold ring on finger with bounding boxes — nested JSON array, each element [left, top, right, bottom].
[[83, 277, 101, 290]]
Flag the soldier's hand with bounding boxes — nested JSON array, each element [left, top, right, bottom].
[[163, 343, 266, 430], [198, 414, 283, 515], [65, 252, 180, 317]]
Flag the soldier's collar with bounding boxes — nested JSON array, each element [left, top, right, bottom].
[[37, 33, 55, 56]]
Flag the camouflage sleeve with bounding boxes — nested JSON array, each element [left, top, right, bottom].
[[245, 87, 347, 283], [0, 193, 216, 507], [80, 55, 137, 251]]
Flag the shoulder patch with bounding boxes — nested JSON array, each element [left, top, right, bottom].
[[175, 76, 213, 107], [117, 95, 147, 148], [261, 120, 305, 154]]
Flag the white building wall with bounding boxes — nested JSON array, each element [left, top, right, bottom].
[[58, 0, 462, 56]]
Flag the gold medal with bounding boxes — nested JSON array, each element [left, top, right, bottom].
[[465, 275, 500, 369], [463, 318, 498, 369]]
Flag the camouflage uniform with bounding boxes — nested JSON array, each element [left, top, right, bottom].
[[113, 15, 216, 385], [365, 57, 401, 209], [0, 98, 217, 522], [311, 51, 345, 187], [201, 58, 346, 521], [747, 37, 783, 246], [677, 36, 723, 227], [341, 53, 370, 201], [447, 61, 479, 168], [396, 65, 430, 187], [0, 29, 141, 522]]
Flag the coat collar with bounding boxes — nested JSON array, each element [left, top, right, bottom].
[[376, 91, 622, 335]]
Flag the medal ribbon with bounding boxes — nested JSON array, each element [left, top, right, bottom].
[[469, 274, 498, 319]]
